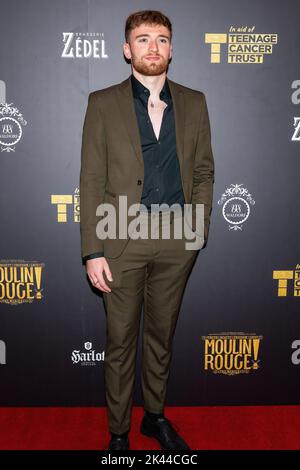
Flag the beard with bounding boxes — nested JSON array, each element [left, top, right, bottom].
[[131, 54, 169, 76]]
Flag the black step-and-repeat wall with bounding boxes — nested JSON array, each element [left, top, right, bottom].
[[0, 0, 299, 406]]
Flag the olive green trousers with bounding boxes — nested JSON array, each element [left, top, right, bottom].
[[103, 209, 199, 434]]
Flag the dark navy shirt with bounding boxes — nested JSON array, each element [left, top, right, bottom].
[[130, 73, 185, 210]]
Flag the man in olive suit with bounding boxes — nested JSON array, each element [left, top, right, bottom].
[[80, 10, 214, 450]]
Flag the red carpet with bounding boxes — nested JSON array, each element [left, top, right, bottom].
[[0, 406, 299, 450]]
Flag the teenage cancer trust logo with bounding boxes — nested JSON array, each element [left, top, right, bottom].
[[205, 26, 278, 64], [218, 183, 255, 231], [273, 264, 300, 297]]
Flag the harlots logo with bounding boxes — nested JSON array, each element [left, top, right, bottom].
[[71, 342, 104, 366]]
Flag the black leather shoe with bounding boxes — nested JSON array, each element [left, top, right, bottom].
[[140, 414, 190, 450], [107, 434, 130, 450]]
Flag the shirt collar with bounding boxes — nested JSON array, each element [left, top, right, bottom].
[[130, 73, 171, 103]]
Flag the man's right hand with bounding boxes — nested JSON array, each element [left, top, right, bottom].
[[86, 257, 113, 293]]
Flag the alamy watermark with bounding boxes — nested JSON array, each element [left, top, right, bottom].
[[94, 196, 205, 250]]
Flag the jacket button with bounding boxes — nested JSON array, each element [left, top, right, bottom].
[[137, 179, 142, 185]]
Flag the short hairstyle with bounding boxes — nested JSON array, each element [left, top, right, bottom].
[[125, 10, 172, 43]]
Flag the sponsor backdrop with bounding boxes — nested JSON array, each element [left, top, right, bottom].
[[0, 0, 299, 406]]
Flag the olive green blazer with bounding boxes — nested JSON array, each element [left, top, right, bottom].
[[80, 75, 215, 259]]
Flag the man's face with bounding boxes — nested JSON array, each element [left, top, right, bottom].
[[123, 23, 172, 76]]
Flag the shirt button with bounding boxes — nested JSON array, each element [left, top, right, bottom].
[[155, 165, 159, 168], [137, 179, 142, 185], [158, 142, 161, 145], [156, 188, 159, 192]]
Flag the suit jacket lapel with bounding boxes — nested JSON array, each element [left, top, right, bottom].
[[116, 76, 143, 166], [116, 75, 185, 172], [167, 77, 185, 175]]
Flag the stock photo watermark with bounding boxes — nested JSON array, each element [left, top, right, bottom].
[[94, 196, 205, 250]]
